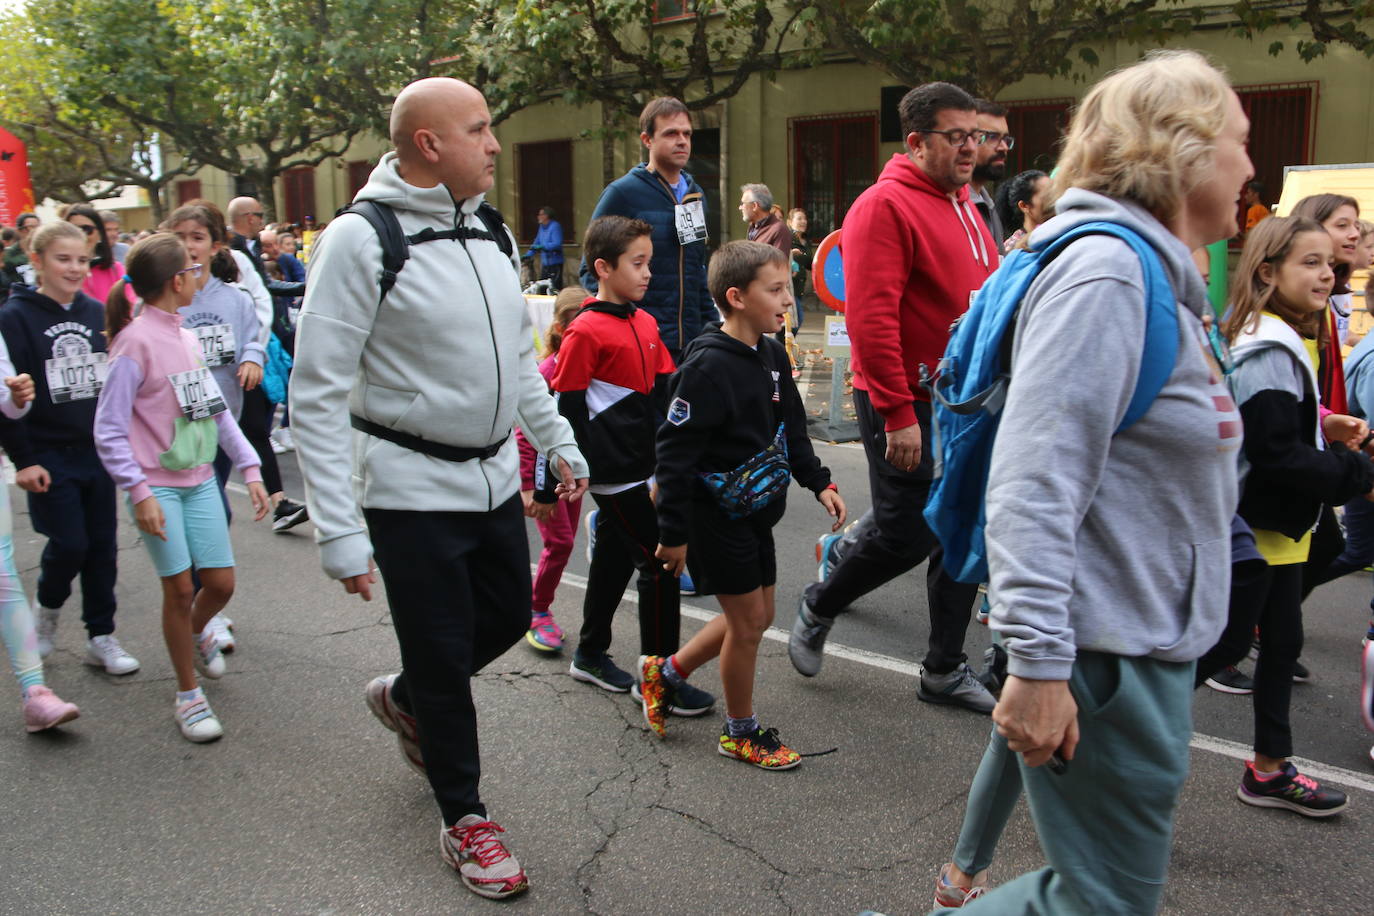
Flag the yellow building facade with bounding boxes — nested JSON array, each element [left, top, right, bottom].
[[175, 19, 1374, 263]]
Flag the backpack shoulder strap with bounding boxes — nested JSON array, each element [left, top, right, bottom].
[[337, 200, 408, 303], [1036, 221, 1179, 432], [476, 201, 514, 259]]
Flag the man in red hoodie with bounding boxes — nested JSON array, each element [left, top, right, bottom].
[[788, 82, 1000, 712]]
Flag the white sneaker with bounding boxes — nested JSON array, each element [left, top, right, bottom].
[[194, 630, 226, 679], [270, 428, 295, 453], [270, 436, 287, 454], [35, 606, 59, 658], [209, 613, 236, 654], [83, 635, 140, 675], [175, 694, 223, 743]]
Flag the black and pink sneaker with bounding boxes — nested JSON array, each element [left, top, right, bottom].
[[1238, 761, 1347, 818]]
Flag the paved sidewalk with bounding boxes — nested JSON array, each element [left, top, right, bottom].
[[2, 475, 1372, 914]]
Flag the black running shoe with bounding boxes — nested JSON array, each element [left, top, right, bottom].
[[1204, 665, 1254, 695], [1291, 659, 1311, 683], [1237, 761, 1347, 817], [569, 652, 633, 693], [631, 679, 716, 716], [272, 498, 310, 532]]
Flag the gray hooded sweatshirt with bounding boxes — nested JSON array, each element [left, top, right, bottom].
[[986, 189, 1243, 680], [290, 153, 588, 581]]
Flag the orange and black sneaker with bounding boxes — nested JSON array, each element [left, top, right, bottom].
[[717, 724, 802, 770], [638, 655, 668, 736]]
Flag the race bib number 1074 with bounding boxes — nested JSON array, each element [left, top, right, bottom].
[[168, 367, 228, 421]]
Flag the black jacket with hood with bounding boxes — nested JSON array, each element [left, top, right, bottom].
[[655, 324, 830, 546], [0, 285, 107, 468]]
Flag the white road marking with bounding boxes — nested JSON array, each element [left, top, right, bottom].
[[553, 569, 1374, 794]]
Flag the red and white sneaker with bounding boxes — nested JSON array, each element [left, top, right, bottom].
[[22, 686, 80, 733], [364, 674, 424, 774], [441, 815, 529, 900], [933, 862, 988, 908]]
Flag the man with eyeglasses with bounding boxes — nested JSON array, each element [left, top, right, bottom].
[[789, 81, 1000, 714], [971, 100, 1013, 247]]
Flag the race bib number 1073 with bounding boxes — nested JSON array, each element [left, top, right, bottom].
[[45, 353, 109, 404]]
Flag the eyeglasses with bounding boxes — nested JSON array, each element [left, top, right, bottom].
[[176, 264, 204, 279], [921, 129, 1017, 149]]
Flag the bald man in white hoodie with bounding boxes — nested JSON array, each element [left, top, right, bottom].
[[291, 78, 588, 901]]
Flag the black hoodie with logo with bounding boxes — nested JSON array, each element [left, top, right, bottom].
[[0, 285, 108, 468], [656, 324, 830, 547]]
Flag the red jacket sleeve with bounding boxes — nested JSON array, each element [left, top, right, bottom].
[[844, 195, 919, 430], [549, 321, 596, 394]]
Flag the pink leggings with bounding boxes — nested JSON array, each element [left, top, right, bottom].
[[532, 497, 582, 615]]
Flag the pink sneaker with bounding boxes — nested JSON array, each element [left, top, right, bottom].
[[23, 685, 80, 733], [524, 613, 564, 653]]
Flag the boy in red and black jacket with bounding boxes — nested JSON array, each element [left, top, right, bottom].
[[550, 215, 715, 716]]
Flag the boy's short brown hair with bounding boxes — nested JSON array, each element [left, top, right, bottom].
[[583, 215, 653, 270], [639, 96, 690, 137], [708, 240, 787, 310]]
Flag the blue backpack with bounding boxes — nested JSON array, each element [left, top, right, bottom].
[[919, 221, 1180, 584]]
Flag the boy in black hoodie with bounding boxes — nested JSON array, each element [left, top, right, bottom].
[[0, 221, 135, 675], [647, 240, 845, 768], [551, 216, 714, 715]]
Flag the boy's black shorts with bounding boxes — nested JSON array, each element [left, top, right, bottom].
[[686, 496, 787, 596]]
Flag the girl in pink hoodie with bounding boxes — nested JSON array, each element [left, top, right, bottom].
[[95, 234, 269, 743]]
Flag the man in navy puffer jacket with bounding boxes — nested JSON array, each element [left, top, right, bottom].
[[581, 97, 715, 359]]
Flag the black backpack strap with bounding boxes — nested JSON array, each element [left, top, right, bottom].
[[476, 201, 514, 260], [337, 200, 408, 302]]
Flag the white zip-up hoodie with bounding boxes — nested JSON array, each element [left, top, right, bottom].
[[291, 153, 588, 580]]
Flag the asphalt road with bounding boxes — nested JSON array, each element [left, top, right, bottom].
[[2, 336, 1372, 914]]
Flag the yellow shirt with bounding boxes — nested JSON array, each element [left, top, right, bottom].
[[1251, 333, 1319, 565]]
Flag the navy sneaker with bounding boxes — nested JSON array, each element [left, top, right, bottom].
[[1238, 760, 1347, 817], [569, 651, 633, 693], [632, 678, 716, 716], [1204, 665, 1254, 695]]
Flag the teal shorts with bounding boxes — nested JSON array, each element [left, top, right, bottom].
[[129, 477, 234, 577]]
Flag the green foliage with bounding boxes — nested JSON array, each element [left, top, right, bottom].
[[1233, 2, 1374, 61], [471, 0, 814, 123], [26, 0, 479, 217]]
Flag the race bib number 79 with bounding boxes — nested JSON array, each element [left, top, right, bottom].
[[168, 367, 228, 421]]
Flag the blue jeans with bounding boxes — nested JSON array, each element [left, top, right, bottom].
[[1313, 497, 1374, 613], [26, 446, 117, 637]]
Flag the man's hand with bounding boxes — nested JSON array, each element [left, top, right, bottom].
[[553, 457, 589, 502], [884, 422, 921, 471], [1322, 412, 1367, 449], [134, 494, 167, 541], [4, 373, 34, 407], [993, 675, 1080, 768], [655, 543, 687, 576], [342, 560, 378, 602], [238, 361, 263, 391], [819, 488, 847, 531], [15, 464, 50, 493]]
